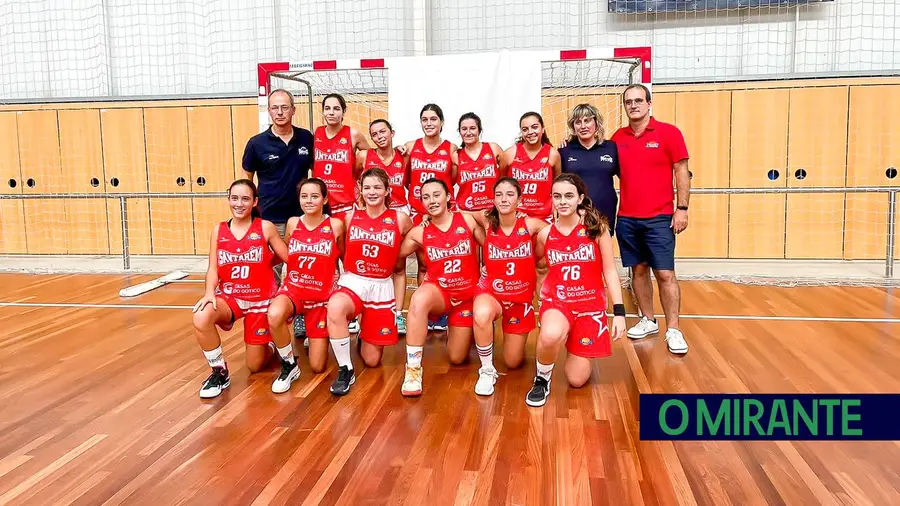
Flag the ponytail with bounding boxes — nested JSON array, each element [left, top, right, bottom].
[[577, 196, 609, 240], [251, 206, 262, 219]]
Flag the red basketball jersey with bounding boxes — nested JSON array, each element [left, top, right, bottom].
[[313, 125, 356, 208], [456, 143, 499, 212], [408, 138, 453, 215], [423, 212, 480, 299], [215, 218, 277, 301], [365, 149, 408, 209], [541, 223, 607, 312], [483, 217, 536, 303], [284, 218, 339, 302], [509, 143, 553, 219], [344, 208, 402, 279]]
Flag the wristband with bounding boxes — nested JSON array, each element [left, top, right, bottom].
[[676, 205, 688, 211], [613, 304, 626, 317]]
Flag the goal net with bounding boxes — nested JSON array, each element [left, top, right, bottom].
[[263, 50, 644, 285]]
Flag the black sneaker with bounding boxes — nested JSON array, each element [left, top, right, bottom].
[[329, 365, 356, 396], [200, 366, 230, 399], [525, 376, 550, 407], [271, 358, 300, 394]]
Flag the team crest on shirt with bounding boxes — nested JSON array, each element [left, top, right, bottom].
[[600, 154, 613, 163], [577, 228, 587, 237], [456, 226, 466, 234], [517, 227, 528, 235], [482, 153, 492, 160], [439, 150, 447, 155], [249, 232, 261, 240], [299, 147, 309, 155], [540, 157, 548, 164], [321, 225, 332, 234], [339, 137, 348, 144], [383, 217, 395, 225], [256, 327, 269, 336], [394, 161, 403, 168], [646, 142, 659, 148]]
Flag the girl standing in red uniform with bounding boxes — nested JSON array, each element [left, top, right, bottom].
[[396, 178, 484, 397], [192, 179, 289, 399], [356, 118, 411, 335], [469, 177, 549, 396], [326, 167, 413, 396], [312, 93, 371, 219], [527, 173, 627, 407], [501, 111, 561, 222], [453, 112, 504, 213], [402, 103, 458, 331], [266, 178, 344, 393]]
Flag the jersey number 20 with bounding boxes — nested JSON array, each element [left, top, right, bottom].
[[230, 265, 249, 279]]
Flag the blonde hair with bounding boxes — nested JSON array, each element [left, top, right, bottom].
[[566, 103, 605, 144]]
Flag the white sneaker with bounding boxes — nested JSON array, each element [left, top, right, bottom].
[[348, 319, 360, 334], [271, 359, 300, 393], [666, 328, 688, 355], [474, 366, 499, 396], [627, 316, 659, 339], [401, 365, 423, 397]]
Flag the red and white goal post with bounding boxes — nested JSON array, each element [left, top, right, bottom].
[[255, 46, 652, 144]]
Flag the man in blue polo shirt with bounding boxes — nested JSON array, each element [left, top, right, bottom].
[[242, 89, 314, 338], [241, 89, 314, 233]]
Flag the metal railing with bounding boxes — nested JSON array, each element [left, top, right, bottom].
[[1, 187, 898, 277]]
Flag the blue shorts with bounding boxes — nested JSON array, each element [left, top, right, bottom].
[[615, 214, 675, 270]]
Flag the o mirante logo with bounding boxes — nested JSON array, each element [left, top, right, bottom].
[[638, 394, 897, 441]]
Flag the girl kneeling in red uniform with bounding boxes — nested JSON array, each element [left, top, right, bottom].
[[470, 177, 549, 396], [527, 173, 626, 407], [396, 178, 485, 397], [192, 179, 289, 399], [267, 178, 344, 394]]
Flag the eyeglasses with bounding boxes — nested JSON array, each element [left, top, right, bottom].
[[269, 105, 292, 112], [624, 99, 645, 106]]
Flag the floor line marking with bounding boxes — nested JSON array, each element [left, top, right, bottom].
[[0, 302, 898, 323]]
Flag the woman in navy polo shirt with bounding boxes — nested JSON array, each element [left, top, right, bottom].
[[559, 103, 619, 235]]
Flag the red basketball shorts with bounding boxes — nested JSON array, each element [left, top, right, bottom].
[[215, 292, 272, 346], [422, 281, 474, 328], [539, 298, 611, 359], [475, 277, 536, 335], [335, 272, 398, 346], [275, 286, 329, 339]]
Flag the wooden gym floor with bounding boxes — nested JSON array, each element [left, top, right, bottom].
[[0, 273, 899, 506]]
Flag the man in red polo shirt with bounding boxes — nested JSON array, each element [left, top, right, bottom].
[[610, 84, 690, 355]]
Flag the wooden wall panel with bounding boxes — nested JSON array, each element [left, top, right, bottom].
[[100, 108, 151, 255], [58, 109, 110, 254], [188, 106, 234, 255], [18, 110, 68, 254], [0, 112, 26, 254], [145, 107, 195, 255]]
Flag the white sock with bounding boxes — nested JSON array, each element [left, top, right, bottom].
[[406, 345, 424, 368], [203, 346, 225, 369], [276, 343, 295, 364], [475, 343, 494, 369], [536, 360, 554, 381], [330, 337, 352, 370]]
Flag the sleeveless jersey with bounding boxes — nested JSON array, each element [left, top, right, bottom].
[[509, 143, 554, 218], [423, 212, 480, 298], [408, 138, 453, 215], [456, 143, 499, 212], [284, 217, 339, 301], [215, 217, 277, 301], [344, 208, 402, 279], [365, 149, 408, 209], [483, 216, 536, 303], [313, 125, 356, 208], [541, 223, 606, 312]]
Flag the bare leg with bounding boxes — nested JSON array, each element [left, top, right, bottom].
[[401, 282, 446, 396], [654, 269, 681, 330], [631, 263, 655, 320], [564, 354, 592, 388]]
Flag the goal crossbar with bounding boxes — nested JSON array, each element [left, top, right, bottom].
[[256, 47, 652, 133]]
